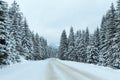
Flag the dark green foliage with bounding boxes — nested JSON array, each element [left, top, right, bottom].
[[59, 30, 68, 60], [0, 0, 9, 65]]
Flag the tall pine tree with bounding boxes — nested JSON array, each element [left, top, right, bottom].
[[0, 0, 9, 65], [67, 27, 75, 61], [59, 30, 68, 60], [22, 19, 34, 60], [9, 1, 23, 57]]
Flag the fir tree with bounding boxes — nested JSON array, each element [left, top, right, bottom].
[[86, 46, 99, 64], [94, 28, 100, 49], [67, 27, 75, 61], [74, 30, 82, 61], [39, 37, 48, 59], [75, 31, 86, 62], [85, 27, 90, 46], [109, 0, 120, 69], [106, 3, 116, 40], [22, 19, 34, 60], [9, 1, 23, 57], [99, 16, 107, 65], [59, 30, 68, 60], [116, 0, 120, 20], [100, 3, 117, 66], [86, 35, 99, 64], [0, 0, 9, 65]]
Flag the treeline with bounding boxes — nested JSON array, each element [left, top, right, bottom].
[[0, 0, 58, 65], [59, 0, 120, 69]]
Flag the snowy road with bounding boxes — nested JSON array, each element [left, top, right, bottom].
[[0, 58, 120, 80], [47, 59, 104, 80]]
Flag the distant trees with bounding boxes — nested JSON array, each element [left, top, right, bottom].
[[47, 46, 58, 58], [59, 0, 120, 69]]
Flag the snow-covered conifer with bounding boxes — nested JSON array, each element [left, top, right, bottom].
[[59, 30, 68, 60], [0, 0, 9, 65], [21, 19, 34, 60], [67, 27, 75, 60]]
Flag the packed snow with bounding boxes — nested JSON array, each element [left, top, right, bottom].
[[0, 58, 120, 80]]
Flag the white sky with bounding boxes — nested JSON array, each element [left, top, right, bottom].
[[4, 0, 116, 46]]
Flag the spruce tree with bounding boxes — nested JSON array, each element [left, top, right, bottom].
[[86, 46, 99, 64], [86, 35, 99, 64], [75, 31, 86, 62], [106, 3, 116, 40], [116, 0, 120, 20], [9, 1, 23, 57], [94, 28, 100, 48], [100, 3, 117, 66], [0, 0, 9, 65], [99, 16, 107, 65], [39, 37, 48, 59], [99, 16, 107, 48], [68, 27, 75, 47], [109, 0, 120, 69], [74, 30, 82, 61], [7, 32, 20, 63], [34, 33, 41, 60], [31, 32, 39, 60], [67, 27, 75, 61], [59, 30, 68, 60], [22, 19, 34, 60], [85, 27, 90, 46], [84, 28, 90, 62]]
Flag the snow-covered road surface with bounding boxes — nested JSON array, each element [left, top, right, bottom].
[[0, 58, 120, 80], [48, 59, 104, 80]]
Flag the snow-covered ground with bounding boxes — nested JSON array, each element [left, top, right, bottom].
[[0, 58, 120, 80]]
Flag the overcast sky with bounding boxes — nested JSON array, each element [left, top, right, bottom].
[[4, 0, 116, 46]]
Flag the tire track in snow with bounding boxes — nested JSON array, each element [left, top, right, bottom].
[[45, 59, 62, 80], [53, 60, 105, 80]]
